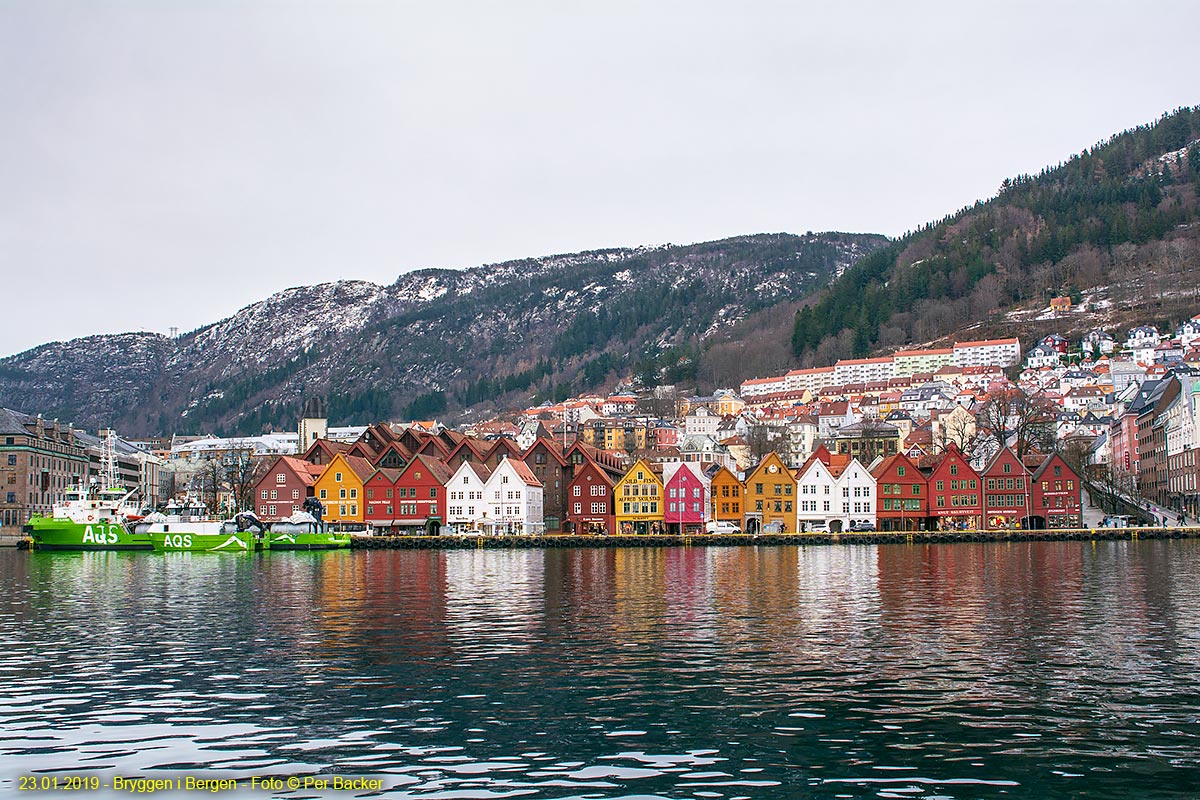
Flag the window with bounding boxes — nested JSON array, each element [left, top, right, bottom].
[[574, 485, 582, 496], [430, 487, 437, 498], [335, 472, 342, 482], [1003, 463, 1011, 474], [592, 502, 604, 514], [386, 505, 393, 515], [755, 483, 763, 494], [319, 489, 327, 499], [276, 473, 286, 484], [1054, 465, 1062, 476], [270, 490, 277, 500], [292, 489, 300, 500], [950, 464, 958, 475], [261, 489, 268, 500], [897, 466, 905, 476], [367, 489, 374, 499], [339, 488, 346, 499], [574, 502, 582, 514], [6, 455, 14, 466], [912, 485, 920, 495], [268, 504, 276, 516]]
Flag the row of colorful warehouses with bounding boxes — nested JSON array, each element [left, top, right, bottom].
[[251, 422, 1085, 535]]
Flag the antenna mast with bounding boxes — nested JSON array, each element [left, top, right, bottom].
[[103, 429, 119, 489]]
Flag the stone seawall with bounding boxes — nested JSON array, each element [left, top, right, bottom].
[[350, 527, 1200, 550]]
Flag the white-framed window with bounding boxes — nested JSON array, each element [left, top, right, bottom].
[[276, 473, 286, 484], [573, 485, 581, 496]]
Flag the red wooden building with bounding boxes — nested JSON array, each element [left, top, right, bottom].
[[363, 468, 403, 532], [871, 452, 928, 531], [391, 455, 455, 535], [980, 446, 1033, 530], [927, 445, 983, 530], [565, 459, 615, 535], [252, 455, 323, 521], [1031, 453, 1083, 528]]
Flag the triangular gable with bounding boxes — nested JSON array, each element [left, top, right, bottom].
[[396, 427, 429, 454], [746, 451, 793, 485], [483, 438, 524, 467], [301, 438, 350, 466], [397, 453, 456, 486], [416, 436, 451, 458], [372, 441, 413, 469], [522, 436, 568, 465], [446, 437, 486, 466]]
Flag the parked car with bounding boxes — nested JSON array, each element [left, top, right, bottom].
[[848, 521, 876, 532], [705, 520, 741, 535]]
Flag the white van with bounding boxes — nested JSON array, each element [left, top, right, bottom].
[[705, 520, 741, 535]]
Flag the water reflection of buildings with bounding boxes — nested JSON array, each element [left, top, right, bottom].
[[444, 550, 544, 659]]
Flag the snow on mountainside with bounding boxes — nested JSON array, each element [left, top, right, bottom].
[[0, 232, 885, 435]]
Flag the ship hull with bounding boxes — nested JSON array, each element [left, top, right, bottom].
[[268, 531, 351, 550], [26, 518, 153, 551], [149, 530, 269, 553]]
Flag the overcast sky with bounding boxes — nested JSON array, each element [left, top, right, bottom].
[[2, 2, 1197, 357]]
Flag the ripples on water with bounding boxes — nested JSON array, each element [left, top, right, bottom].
[[1, 542, 1199, 799]]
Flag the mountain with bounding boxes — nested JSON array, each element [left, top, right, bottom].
[[788, 107, 1200, 365], [0, 233, 885, 435]]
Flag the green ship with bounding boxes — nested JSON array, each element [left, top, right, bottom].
[[26, 485, 152, 551], [267, 512, 351, 550]]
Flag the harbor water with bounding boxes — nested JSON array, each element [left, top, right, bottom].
[[2, 541, 1198, 799]]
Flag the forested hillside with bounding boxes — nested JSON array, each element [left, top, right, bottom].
[[790, 107, 1200, 365]]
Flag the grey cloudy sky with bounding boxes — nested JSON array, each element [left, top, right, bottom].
[[2, 1, 1197, 357]]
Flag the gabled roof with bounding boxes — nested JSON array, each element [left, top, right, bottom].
[[522, 436, 567, 465], [502, 456, 543, 487], [484, 437, 524, 463], [302, 438, 351, 464], [446, 437, 487, 463], [371, 440, 414, 466], [366, 467, 404, 484], [318, 453, 376, 483], [270, 455, 325, 487], [416, 436, 451, 458], [398, 453, 456, 485]]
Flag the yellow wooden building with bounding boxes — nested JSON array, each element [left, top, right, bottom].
[[614, 458, 664, 535], [709, 466, 745, 529], [743, 452, 796, 534], [312, 453, 375, 524]]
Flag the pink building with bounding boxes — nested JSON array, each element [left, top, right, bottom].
[[663, 462, 708, 535]]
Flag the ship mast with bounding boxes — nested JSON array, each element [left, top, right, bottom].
[[102, 429, 119, 490]]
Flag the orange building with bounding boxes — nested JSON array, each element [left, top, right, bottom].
[[743, 452, 796, 534], [312, 452, 375, 525]]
